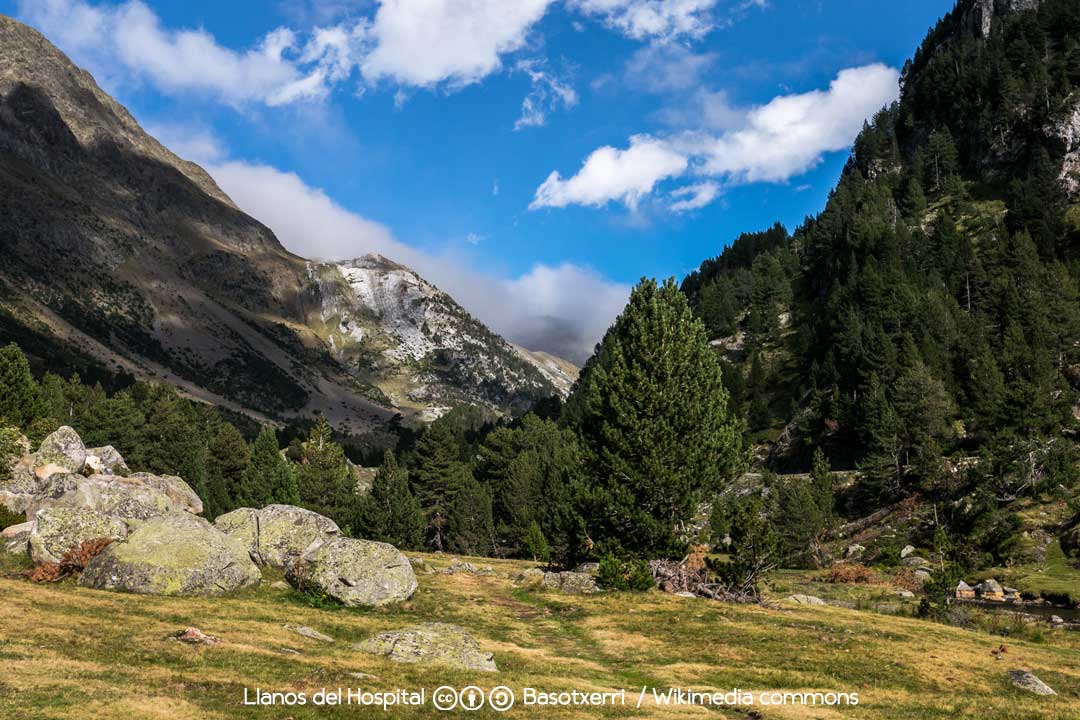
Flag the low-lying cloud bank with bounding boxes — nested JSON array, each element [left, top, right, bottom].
[[206, 159, 627, 365]]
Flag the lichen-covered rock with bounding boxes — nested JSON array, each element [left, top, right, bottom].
[[513, 568, 545, 587], [79, 513, 260, 596], [35, 426, 86, 475], [290, 536, 416, 607], [215, 505, 339, 569], [542, 570, 599, 595], [127, 473, 202, 514], [84, 446, 129, 476], [355, 623, 497, 671], [27, 474, 180, 521], [0, 454, 39, 514], [1008, 670, 1056, 696], [2, 521, 31, 556], [29, 507, 127, 564], [783, 594, 827, 606]]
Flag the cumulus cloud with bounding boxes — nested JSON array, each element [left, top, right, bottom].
[[532, 63, 899, 211], [531, 134, 689, 209], [568, 0, 721, 40], [669, 182, 720, 212], [358, 0, 554, 88], [514, 61, 579, 130], [183, 142, 625, 363]]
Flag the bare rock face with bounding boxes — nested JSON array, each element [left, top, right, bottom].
[[355, 623, 497, 672], [79, 513, 260, 596], [288, 536, 417, 607], [28, 506, 127, 564], [35, 426, 86, 475], [215, 505, 339, 569]]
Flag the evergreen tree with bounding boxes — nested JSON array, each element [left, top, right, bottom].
[[445, 465, 494, 557], [242, 427, 299, 508], [205, 422, 250, 519], [523, 520, 550, 563], [409, 421, 467, 551], [296, 418, 355, 528], [133, 385, 209, 505], [0, 344, 41, 428], [360, 451, 424, 550], [565, 278, 743, 557]]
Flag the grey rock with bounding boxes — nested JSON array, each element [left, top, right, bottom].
[[513, 568, 545, 587], [79, 513, 260, 596], [289, 536, 416, 607], [215, 505, 339, 569], [28, 507, 127, 564], [914, 569, 932, 585], [127, 473, 202, 515], [355, 623, 497, 672], [542, 571, 600, 595], [845, 543, 866, 559], [83, 446, 129, 476], [0, 454, 38, 514], [573, 562, 600, 575], [900, 544, 915, 559], [2, 521, 31, 556], [895, 590, 916, 599], [28, 474, 183, 521], [901, 555, 929, 567], [783, 594, 827, 606], [284, 624, 334, 643], [442, 559, 495, 575], [35, 426, 86, 475], [1008, 670, 1056, 696]]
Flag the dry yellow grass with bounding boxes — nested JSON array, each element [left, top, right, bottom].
[[0, 552, 1077, 719]]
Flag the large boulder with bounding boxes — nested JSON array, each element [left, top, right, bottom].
[[0, 454, 39, 514], [27, 474, 193, 521], [289, 536, 416, 607], [127, 473, 202, 514], [79, 513, 260, 596], [35, 427, 86, 475], [84, 446, 129, 476], [355, 623, 497, 672], [29, 507, 128, 564], [542, 571, 600, 595], [215, 505, 339, 569]]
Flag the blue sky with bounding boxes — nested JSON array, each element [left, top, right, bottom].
[[5, 0, 953, 361]]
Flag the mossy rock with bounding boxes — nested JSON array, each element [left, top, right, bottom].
[[126, 473, 202, 514], [215, 504, 339, 569], [28, 474, 186, 521], [79, 513, 260, 596], [290, 536, 416, 607], [29, 506, 127, 564], [35, 426, 86, 474], [355, 623, 497, 671]]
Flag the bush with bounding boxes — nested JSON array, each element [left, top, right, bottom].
[[596, 554, 655, 592], [822, 563, 878, 584], [28, 537, 114, 582]]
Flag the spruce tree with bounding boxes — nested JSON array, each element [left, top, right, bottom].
[[446, 466, 494, 557], [0, 344, 41, 428], [297, 418, 354, 526], [564, 278, 743, 557], [241, 427, 299, 508], [361, 451, 424, 550], [410, 421, 466, 551], [205, 422, 250, 519]]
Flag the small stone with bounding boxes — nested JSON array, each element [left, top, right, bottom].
[[285, 624, 334, 643], [170, 627, 219, 646], [845, 543, 865, 559], [901, 555, 929, 567], [269, 580, 290, 591], [895, 590, 915, 599], [348, 672, 380, 680], [83, 446, 130, 476], [541, 570, 600, 595], [783, 594, 827, 606], [900, 544, 915, 559], [1008, 670, 1056, 696]]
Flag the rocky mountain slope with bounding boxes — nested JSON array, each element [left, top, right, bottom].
[[0, 14, 563, 426]]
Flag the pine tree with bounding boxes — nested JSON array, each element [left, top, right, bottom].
[[0, 344, 41, 428], [523, 520, 550, 563], [205, 422, 250, 519], [360, 451, 424, 550], [410, 421, 466, 551], [296, 418, 355, 527], [241, 427, 299, 508], [445, 466, 494, 557], [564, 278, 743, 557]]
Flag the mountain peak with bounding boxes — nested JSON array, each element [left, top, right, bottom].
[[0, 13, 233, 207]]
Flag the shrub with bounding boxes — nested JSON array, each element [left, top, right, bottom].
[[596, 554, 655, 592], [28, 537, 114, 582], [822, 563, 878, 584]]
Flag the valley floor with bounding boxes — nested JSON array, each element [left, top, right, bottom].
[[0, 553, 1077, 719]]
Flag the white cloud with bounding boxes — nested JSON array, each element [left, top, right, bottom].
[[669, 182, 720, 212], [18, 0, 357, 106], [568, 0, 720, 40], [514, 61, 578, 130], [532, 64, 899, 211], [143, 123, 228, 164], [625, 43, 715, 93], [358, 0, 554, 88], [531, 134, 689, 209]]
